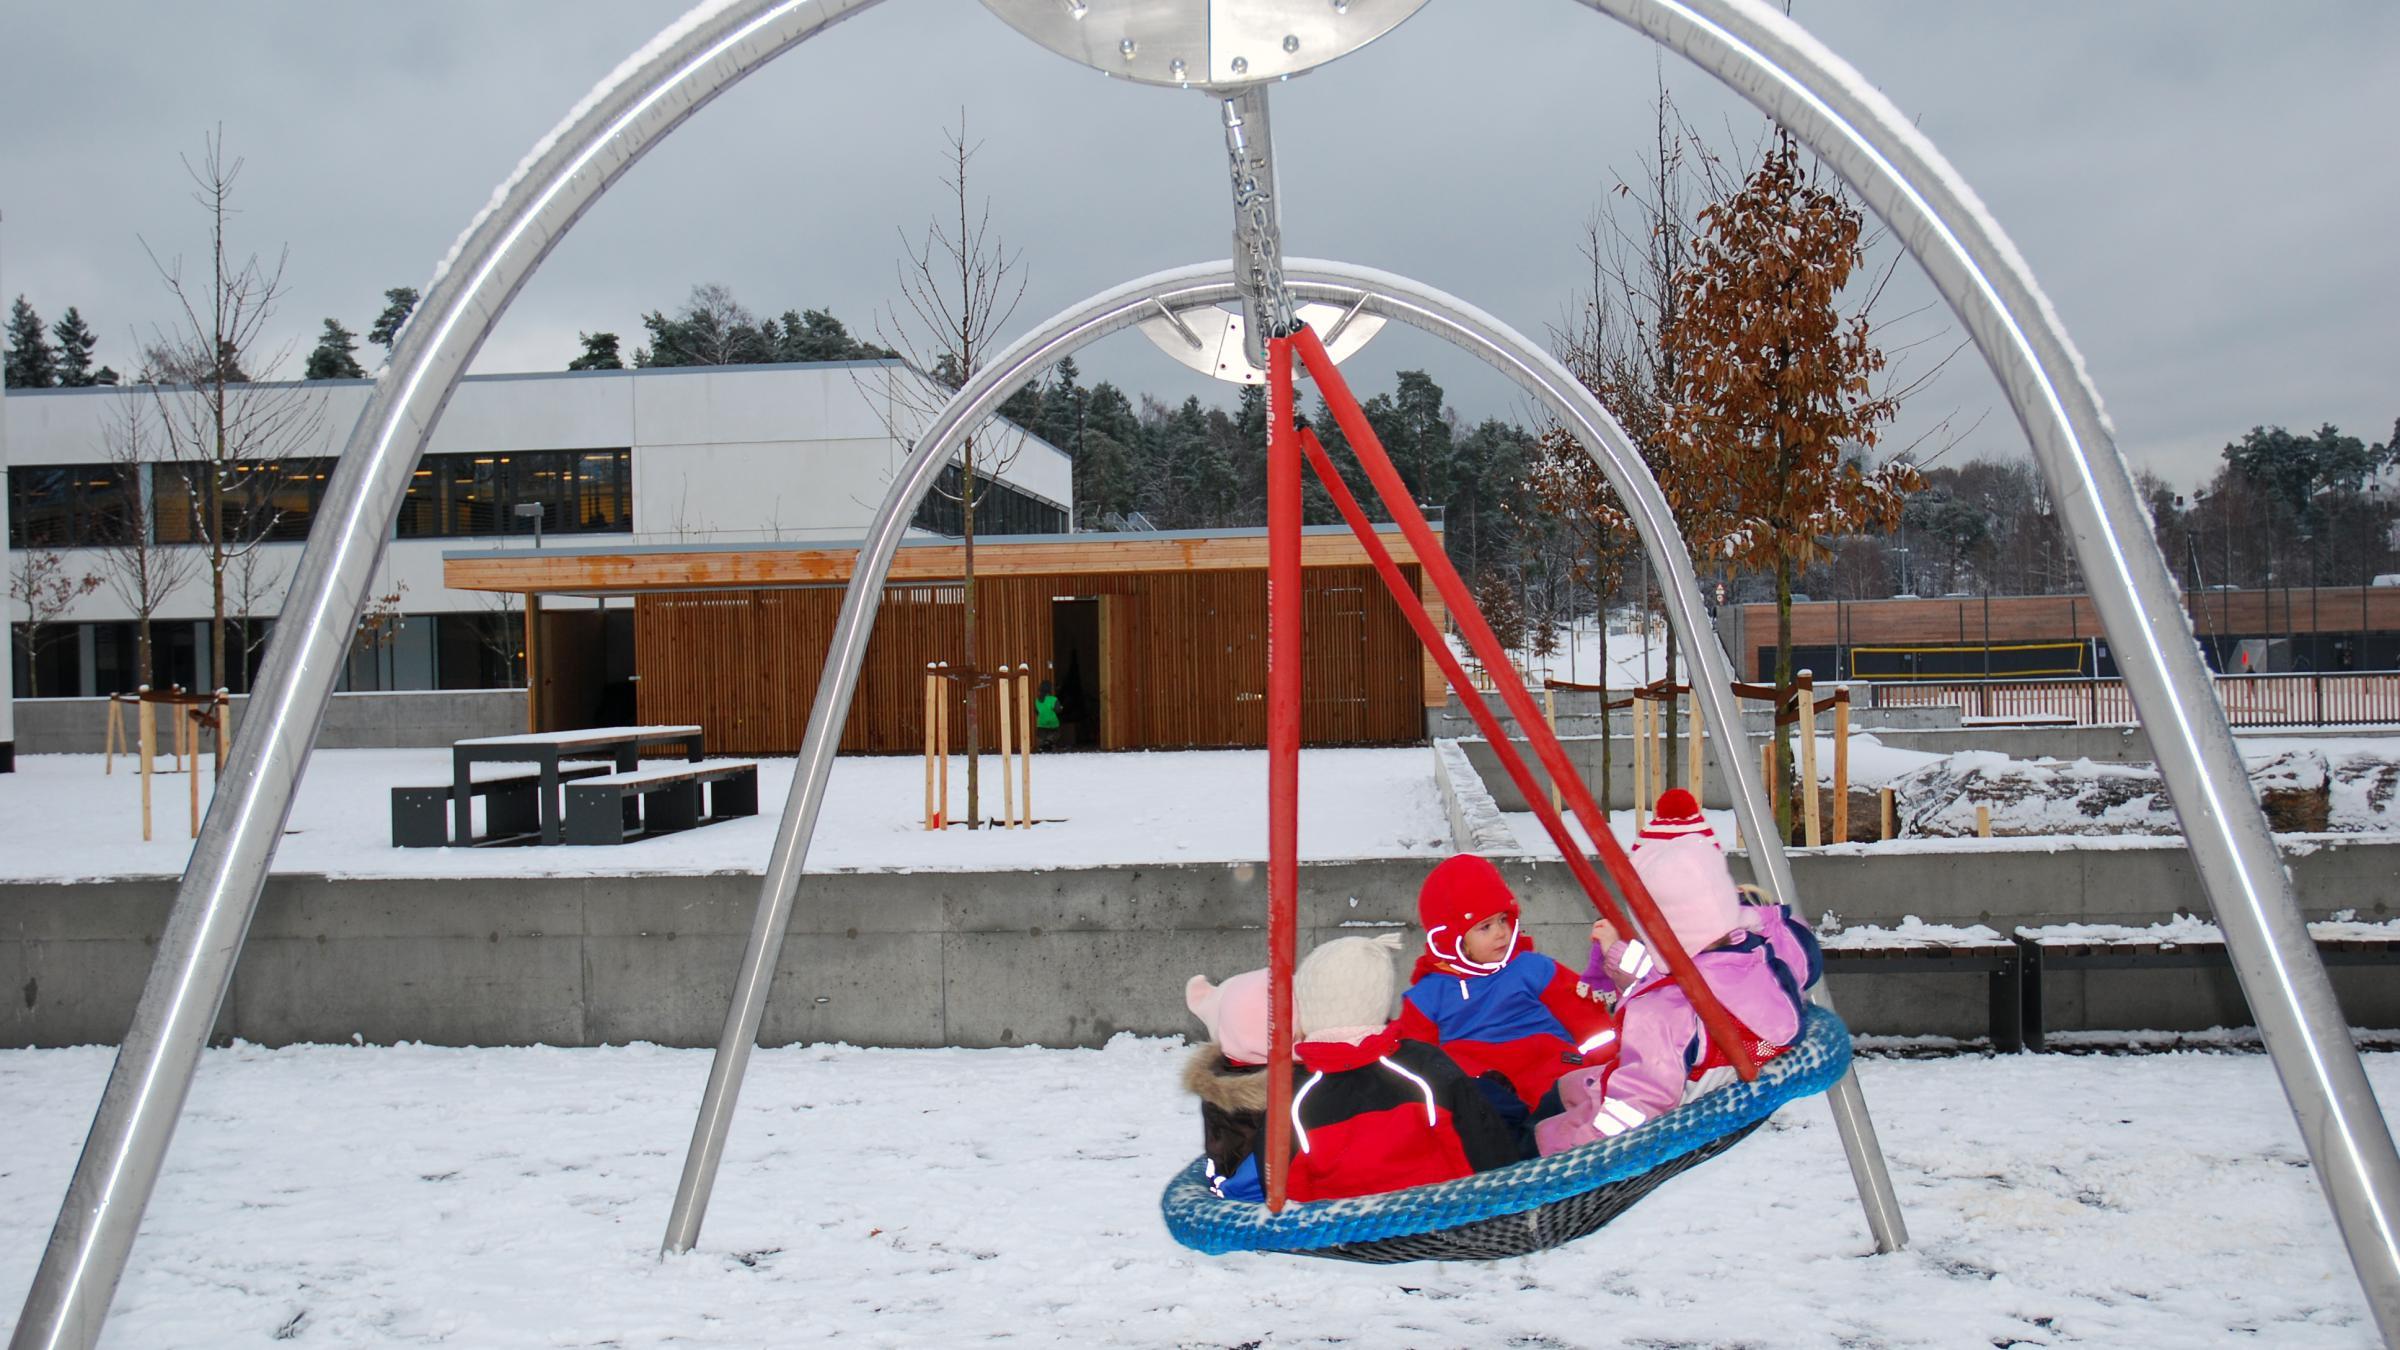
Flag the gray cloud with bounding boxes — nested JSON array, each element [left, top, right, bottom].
[[4, 1, 2393, 492]]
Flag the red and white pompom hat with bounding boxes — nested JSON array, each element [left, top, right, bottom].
[[1628, 788, 1743, 954], [1632, 787, 1717, 850]]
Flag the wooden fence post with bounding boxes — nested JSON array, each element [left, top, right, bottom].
[[1687, 682, 1706, 806], [1543, 686, 1561, 813], [1632, 695, 1650, 829], [1832, 692, 1851, 842]]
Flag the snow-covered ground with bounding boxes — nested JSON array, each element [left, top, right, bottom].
[[1453, 622, 1666, 690], [0, 748, 1450, 883], [1, 1038, 2387, 1347]]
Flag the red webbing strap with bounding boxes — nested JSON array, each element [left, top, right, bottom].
[[1291, 324, 1759, 1081], [1263, 334, 1302, 1210], [1297, 425, 1636, 939]]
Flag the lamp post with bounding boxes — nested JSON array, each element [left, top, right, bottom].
[[514, 502, 545, 548]]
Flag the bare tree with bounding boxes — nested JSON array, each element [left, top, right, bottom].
[[873, 110, 1032, 829], [473, 590, 524, 687], [140, 127, 323, 692], [226, 541, 288, 691], [9, 549, 102, 698], [96, 394, 199, 686]]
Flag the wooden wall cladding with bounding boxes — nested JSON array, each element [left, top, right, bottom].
[[634, 565, 1428, 755]]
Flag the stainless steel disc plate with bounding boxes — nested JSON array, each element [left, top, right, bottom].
[[982, 0, 1434, 89]]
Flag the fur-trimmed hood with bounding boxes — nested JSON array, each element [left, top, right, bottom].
[[1183, 1043, 1272, 1114]]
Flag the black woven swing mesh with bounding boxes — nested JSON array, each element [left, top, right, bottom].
[[1285, 1120, 1765, 1264]]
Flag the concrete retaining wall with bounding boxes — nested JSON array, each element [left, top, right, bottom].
[[11, 689, 526, 754], [6, 838, 2394, 1049]]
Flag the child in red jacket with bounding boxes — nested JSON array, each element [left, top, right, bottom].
[[1395, 854, 1619, 1125], [1272, 933, 1521, 1204]]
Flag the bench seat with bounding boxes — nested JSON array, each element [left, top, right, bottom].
[[563, 759, 759, 845], [390, 761, 615, 847]]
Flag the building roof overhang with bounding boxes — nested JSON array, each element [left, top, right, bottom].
[[442, 522, 1439, 598]]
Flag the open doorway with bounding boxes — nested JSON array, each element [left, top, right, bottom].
[[1049, 597, 1106, 750]]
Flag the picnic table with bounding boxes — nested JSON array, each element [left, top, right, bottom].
[[451, 725, 704, 845]]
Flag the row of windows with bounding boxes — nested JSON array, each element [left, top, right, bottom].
[[7, 450, 634, 549], [911, 463, 1070, 538], [9, 613, 532, 698]]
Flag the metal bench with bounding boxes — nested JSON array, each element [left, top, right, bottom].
[[2014, 924, 2400, 1052], [1818, 933, 2024, 1052], [390, 761, 614, 847], [563, 759, 760, 845]]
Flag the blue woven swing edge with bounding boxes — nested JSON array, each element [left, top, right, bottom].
[[1160, 1004, 1853, 1256]]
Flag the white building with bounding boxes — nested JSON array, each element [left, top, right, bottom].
[[4, 361, 1071, 701]]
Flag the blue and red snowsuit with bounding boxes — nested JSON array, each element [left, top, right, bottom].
[[1271, 1028, 1522, 1203], [1396, 943, 1620, 1111]]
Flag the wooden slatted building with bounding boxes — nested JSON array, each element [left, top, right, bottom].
[[441, 526, 1446, 754]]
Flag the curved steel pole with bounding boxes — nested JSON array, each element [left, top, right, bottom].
[[9, 5, 885, 1347], [659, 258, 1905, 1255], [1577, 0, 2398, 1330]]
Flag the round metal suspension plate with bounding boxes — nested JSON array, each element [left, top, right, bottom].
[[981, 0, 1434, 90]]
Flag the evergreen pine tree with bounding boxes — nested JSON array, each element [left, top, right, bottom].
[[567, 331, 625, 370], [1037, 356, 1086, 454], [5, 295, 58, 388], [368, 286, 420, 354], [304, 318, 366, 380], [51, 307, 102, 386]]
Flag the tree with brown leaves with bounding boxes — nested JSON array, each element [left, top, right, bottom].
[[1663, 134, 1919, 833]]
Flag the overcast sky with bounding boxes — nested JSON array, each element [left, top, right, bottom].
[[4, 1, 2394, 491]]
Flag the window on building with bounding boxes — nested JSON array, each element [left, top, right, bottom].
[[396, 449, 632, 539], [910, 464, 1068, 538], [435, 611, 526, 688], [153, 458, 339, 545], [7, 464, 137, 547]]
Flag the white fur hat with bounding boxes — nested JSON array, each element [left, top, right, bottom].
[[1294, 932, 1404, 1036]]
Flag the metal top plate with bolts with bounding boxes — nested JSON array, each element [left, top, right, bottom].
[[981, 0, 1434, 89], [1136, 298, 1384, 383]]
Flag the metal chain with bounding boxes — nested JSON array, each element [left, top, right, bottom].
[[1222, 90, 1299, 349]]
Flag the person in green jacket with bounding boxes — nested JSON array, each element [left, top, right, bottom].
[[1035, 679, 1063, 751]]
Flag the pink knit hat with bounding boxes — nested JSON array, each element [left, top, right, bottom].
[[1630, 792, 1742, 955], [1185, 968, 1273, 1066]]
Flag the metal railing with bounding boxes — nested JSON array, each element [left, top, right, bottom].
[[1865, 672, 2400, 727]]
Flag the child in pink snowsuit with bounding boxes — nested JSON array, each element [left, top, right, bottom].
[[1535, 789, 1821, 1156]]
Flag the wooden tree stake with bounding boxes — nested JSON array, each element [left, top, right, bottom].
[[924, 667, 938, 829], [1880, 786, 1896, 841], [997, 666, 1016, 828], [1976, 804, 1992, 839], [1018, 663, 1034, 826], [139, 696, 156, 842], [1798, 680, 1821, 848], [936, 664, 951, 830]]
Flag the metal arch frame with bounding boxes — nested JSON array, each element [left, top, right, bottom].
[[13, 0, 2393, 1344], [656, 259, 1908, 1254]]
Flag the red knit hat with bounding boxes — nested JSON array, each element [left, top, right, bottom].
[[1634, 787, 1716, 849], [1414, 854, 1525, 978]]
